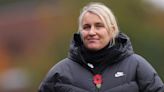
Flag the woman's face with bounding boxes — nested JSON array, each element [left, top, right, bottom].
[[80, 12, 113, 51]]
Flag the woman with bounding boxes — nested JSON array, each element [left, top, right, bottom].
[[39, 2, 164, 92]]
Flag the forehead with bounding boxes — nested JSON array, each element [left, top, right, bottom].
[[82, 12, 103, 24]]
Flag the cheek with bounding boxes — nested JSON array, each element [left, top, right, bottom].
[[103, 33, 112, 43], [79, 31, 86, 42], [80, 31, 87, 38]]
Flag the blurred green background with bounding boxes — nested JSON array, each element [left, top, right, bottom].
[[0, 0, 163, 92]]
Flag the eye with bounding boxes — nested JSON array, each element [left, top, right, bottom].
[[83, 24, 91, 30], [95, 23, 104, 29]]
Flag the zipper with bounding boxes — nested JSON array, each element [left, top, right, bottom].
[[96, 88, 100, 92]]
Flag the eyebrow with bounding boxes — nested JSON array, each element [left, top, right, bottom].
[[95, 22, 104, 25]]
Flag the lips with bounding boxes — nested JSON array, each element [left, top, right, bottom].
[[88, 37, 99, 41], [87, 39, 98, 43]]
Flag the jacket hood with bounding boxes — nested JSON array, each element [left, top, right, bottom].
[[68, 32, 134, 74]]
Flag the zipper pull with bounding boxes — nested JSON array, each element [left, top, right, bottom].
[[87, 63, 94, 68]]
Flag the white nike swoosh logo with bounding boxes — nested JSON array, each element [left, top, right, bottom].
[[115, 72, 125, 77]]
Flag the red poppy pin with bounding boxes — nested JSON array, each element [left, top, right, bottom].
[[93, 74, 102, 89]]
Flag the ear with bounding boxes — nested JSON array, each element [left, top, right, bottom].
[[111, 25, 115, 32], [109, 25, 116, 37]]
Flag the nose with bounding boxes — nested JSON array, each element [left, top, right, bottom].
[[88, 26, 96, 35]]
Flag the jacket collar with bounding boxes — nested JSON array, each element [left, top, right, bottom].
[[68, 32, 134, 74]]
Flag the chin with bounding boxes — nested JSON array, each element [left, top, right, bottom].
[[86, 46, 101, 51]]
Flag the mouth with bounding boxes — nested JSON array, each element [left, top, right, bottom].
[[87, 38, 99, 42]]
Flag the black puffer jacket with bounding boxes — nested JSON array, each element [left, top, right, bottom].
[[39, 32, 164, 92]]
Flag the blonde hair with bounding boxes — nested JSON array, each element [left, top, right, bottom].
[[78, 2, 119, 45]]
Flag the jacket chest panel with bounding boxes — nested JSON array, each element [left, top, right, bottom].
[[62, 58, 138, 92], [66, 61, 96, 92], [100, 58, 138, 92]]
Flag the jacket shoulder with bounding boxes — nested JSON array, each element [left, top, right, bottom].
[[45, 58, 74, 80], [132, 54, 156, 73], [131, 54, 164, 92], [38, 58, 76, 92], [129, 54, 157, 76]]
